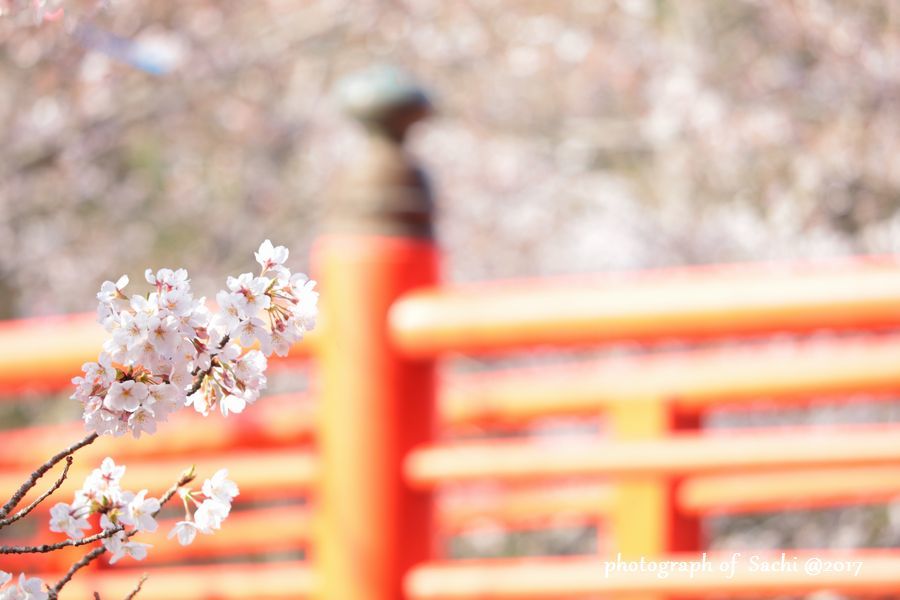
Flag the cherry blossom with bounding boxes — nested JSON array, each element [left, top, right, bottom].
[[254, 239, 290, 278], [44, 456, 236, 568], [193, 499, 229, 534], [219, 392, 248, 417], [201, 469, 239, 505], [214, 290, 245, 331], [127, 405, 157, 438], [0, 573, 47, 600], [71, 240, 317, 436], [97, 275, 129, 306], [102, 530, 151, 565], [83, 457, 125, 496], [233, 317, 272, 355], [105, 380, 148, 413], [48, 502, 90, 540], [123, 490, 160, 533], [167, 520, 198, 546], [226, 273, 272, 315], [165, 470, 239, 545]]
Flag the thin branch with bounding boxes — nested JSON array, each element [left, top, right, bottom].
[[122, 574, 148, 600], [0, 456, 73, 530], [47, 467, 196, 600], [48, 545, 106, 600], [0, 432, 99, 520], [185, 335, 230, 396], [153, 468, 195, 513], [185, 372, 207, 397], [1, 525, 123, 554]]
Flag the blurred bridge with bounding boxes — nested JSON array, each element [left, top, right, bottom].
[[3, 70, 900, 598]]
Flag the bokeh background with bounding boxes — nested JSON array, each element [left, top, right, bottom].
[[3, 0, 900, 573]]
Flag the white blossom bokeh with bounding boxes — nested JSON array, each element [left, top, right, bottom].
[[1, 1, 898, 317]]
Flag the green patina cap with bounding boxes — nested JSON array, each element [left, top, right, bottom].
[[334, 64, 432, 141], [326, 66, 435, 239]]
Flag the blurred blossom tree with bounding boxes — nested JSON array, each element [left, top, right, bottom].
[[1, 1, 899, 318]]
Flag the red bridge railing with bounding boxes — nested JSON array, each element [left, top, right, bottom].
[[4, 256, 900, 598]]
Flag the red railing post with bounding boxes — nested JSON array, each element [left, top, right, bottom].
[[312, 67, 437, 600], [669, 409, 702, 553]]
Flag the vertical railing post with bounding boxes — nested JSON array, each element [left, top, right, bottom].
[[312, 67, 437, 600], [608, 399, 702, 598], [668, 409, 702, 554]]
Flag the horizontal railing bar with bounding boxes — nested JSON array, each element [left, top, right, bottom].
[[0, 448, 318, 508], [438, 482, 612, 533], [406, 551, 900, 598], [440, 462, 900, 523], [0, 314, 107, 394], [406, 425, 900, 485], [679, 465, 900, 515], [390, 259, 900, 356], [46, 560, 314, 599], [443, 335, 900, 426], [0, 313, 319, 394], [0, 393, 315, 468]]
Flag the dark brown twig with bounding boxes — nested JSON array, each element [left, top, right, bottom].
[[122, 574, 148, 600], [1, 525, 124, 554], [0, 456, 73, 530], [185, 335, 230, 397], [185, 372, 207, 397], [48, 545, 106, 599], [0, 432, 99, 520]]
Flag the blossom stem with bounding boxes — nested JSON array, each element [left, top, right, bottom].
[[0, 456, 73, 530], [155, 469, 197, 516], [0, 432, 99, 521]]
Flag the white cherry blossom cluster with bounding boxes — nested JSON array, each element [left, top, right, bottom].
[[70, 240, 318, 438], [0, 571, 46, 600], [46, 458, 239, 560], [1, 241, 313, 598], [167, 468, 239, 546], [49, 458, 153, 564]]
